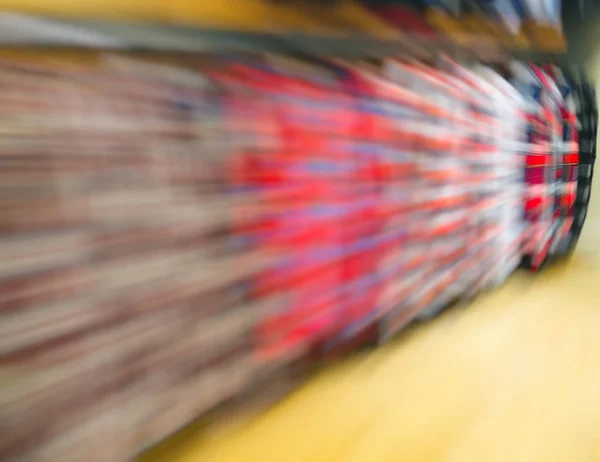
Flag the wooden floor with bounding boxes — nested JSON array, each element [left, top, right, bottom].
[[140, 194, 600, 462]]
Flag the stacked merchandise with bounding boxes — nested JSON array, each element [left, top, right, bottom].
[[376, 58, 474, 331], [440, 60, 516, 296], [570, 70, 597, 245], [326, 64, 387, 350], [511, 61, 558, 270], [511, 62, 585, 269], [0, 53, 276, 461], [479, 0, 563, 31], [363, 0, 568, 56], [545, 64, 579, 252], [228, 56, 365, 359], [346, 61, 452, 338], [532, 64, 573, 257], [475, 65, 528, 286], [374, 58, 525, 334], [0, 51, 593, 462], [364, 0, 565, 30]]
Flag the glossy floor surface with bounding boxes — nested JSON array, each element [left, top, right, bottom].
[[141, 198, 600, 462]]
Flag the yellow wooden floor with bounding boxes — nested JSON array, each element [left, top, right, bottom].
[[141, 191, 600, 462]]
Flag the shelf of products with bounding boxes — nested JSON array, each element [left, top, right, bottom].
[[0, 49, 594, 461], [0, 1, 595, 460], [0, 0, 572, 57]]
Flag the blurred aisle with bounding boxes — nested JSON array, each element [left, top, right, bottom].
[[140, 187, 600, 462]]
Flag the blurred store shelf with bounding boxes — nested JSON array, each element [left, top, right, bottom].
[[0, 0, 568, 58]]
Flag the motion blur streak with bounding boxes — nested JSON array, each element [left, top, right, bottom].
[[0, 49, 589, 461]]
